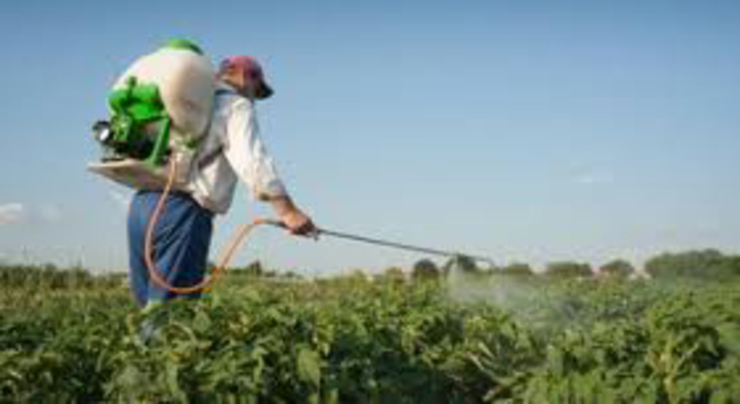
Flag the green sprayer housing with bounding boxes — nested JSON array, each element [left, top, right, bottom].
[[107, 76, 171, 167]]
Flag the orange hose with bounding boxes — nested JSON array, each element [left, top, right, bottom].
[[144, 159, 268, 294]]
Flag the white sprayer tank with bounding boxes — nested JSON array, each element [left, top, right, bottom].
[[113, 46, 216, 144]]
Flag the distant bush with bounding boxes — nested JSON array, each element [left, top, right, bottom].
[[545, 261, 593, 278], [443, 255, 478, 274], [228, 260, 264, 277], [599, 259, 635, 279], [499, 262, 534, 277], [646, 249, 740, 280], [382, 267, 406, 284], [0, 264, 96, 289], [412, 259, 440, 281]]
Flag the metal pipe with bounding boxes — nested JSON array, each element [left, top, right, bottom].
[[320, 228, 495, 266], [262, 219, 495, 267]]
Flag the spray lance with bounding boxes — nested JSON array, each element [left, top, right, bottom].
[[261, 219, 496, 268]]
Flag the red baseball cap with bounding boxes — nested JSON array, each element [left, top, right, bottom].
[[219, 55, 274, 99]]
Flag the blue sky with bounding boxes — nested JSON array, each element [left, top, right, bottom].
[[1, 0, 738, 274]]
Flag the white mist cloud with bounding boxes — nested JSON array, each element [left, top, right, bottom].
[[39, 204, 63, 223], [0, 203, 25, 225]]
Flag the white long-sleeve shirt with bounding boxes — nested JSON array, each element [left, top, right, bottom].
[[186, 82, 287, 214]]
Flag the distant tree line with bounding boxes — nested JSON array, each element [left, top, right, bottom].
[[645, 249, 740, 280], [227, 261, 303, 280], [2, 249, 739, 288], [0, 264, 126, 289], [409, 249, 740, 281]]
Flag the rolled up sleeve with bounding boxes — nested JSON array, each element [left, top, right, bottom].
[[223, 98, 288, 200]]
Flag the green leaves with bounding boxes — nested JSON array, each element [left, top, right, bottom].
[[296, 346, 322, 387], [1, 271, 739, 402]]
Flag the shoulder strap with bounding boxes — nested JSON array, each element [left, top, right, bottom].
[[215, 87, 239, 97], [197, 145, 224, 170], [195, 89, 236, 170]]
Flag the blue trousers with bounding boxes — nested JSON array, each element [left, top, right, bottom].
[[127, 190, 214, 308]]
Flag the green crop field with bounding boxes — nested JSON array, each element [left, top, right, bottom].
[[1, 255, 739, 403]]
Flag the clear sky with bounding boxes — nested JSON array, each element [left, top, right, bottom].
[[1, 0, 738, 274]]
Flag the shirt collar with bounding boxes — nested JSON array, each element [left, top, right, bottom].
[[216, 80, 239, 93]]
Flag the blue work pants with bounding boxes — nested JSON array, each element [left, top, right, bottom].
[[127, 190, 214, 308]]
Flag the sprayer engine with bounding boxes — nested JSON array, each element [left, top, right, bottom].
[[94, 119, 146, 156], [94, 118, 172, 163], [92, 76, 173, 167]]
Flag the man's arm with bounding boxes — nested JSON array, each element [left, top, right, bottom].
[[222, 97, 317, 236]]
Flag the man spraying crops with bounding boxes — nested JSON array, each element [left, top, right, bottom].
[[127, 54, 317, 309]]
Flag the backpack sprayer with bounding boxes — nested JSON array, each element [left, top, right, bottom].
[[89, 40, 494, 294], [89, 39, 214, 190]]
